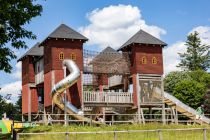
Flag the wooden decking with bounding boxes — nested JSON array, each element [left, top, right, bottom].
[[83, 91, 133, 107]]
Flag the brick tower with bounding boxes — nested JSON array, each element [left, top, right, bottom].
[[40, 24, 88, 110], [118, 30, 167, 106]]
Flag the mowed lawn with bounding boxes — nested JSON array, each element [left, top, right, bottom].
[[15, 123, 210, 140]]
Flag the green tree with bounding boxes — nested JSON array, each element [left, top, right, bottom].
[[14, 94, 22, 120], [177, 31, 210, 71], [0, 0, 43, 73], [0, 95, 16, 119], [164, 71, 191, 93], [173, 80, 206, 109], [188, 70, 210, 87], [0, 95, 7, 117]]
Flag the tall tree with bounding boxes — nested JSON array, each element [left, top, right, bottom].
[[0, 0, 42, 73], [177, 31, 210, 71], [14, 94, 22, 120]]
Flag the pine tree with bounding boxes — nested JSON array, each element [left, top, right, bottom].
[[177, 31, 210, 71]]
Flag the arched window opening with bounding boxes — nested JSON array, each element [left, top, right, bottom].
[[142, 56, 147, 64], [59, 52, 64, 60], [152, 57, 157, 64], [70, 53, 76, 61]]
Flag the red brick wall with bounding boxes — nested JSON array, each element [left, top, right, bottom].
[[22, 84, 29, 114], [122, 44, 164, 106], [44, 71, 52, 107], [22, 84, 38, 114], [43, 39, 83, 73], [132, 73, 138, 106], [130, 44, 163, 74], [31, 87, 38, 113], [22, 57, 35, 85], [44, 45, 52, 74], [43, 39, 84, 108]]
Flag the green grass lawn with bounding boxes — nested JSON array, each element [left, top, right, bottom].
[[16, 123, 210, 140]]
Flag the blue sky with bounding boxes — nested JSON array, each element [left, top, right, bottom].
[[0, 0, 210, 103]]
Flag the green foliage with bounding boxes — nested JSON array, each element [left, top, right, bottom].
[[0, 94, 22, 120], [0, 0, 43, 73], [0, 95, 7, 116], [14, 94, 22, 120], [177, 31, 210, 71], [173, 80, 206, 109], [164, 70, 210, 110], [188, 70, 210, 87], [0, 95, 15, 118], [164, 71, 191, 93]]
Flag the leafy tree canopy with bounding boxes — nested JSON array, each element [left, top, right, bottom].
[[0, 0, 42, 73], [164, 70, 210, 110], [188, 70, 210, 87], [0, 95, 16, 119], [177, 31, 210, 71], [173, 80, 206, 109], [164, 71, 191, 93]]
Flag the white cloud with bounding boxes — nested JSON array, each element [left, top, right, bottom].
[[163, 42, 187, 74], [163, 25, 210, 75], [0, 81, 21, 104], [79, 4, 166, 50], [11, 62, 22, 79], [189, 26, 210, 45]]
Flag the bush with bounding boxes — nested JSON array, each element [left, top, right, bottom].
[[173, 80, 206, 109], [164, 71, 191, 93], [188, 70, 210, 87]]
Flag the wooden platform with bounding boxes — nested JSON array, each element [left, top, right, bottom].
[[83, 91, 133, 107]]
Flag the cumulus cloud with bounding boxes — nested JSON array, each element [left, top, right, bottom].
[[79, 4, 166, 50], [163, 42, 187, 74], [11, 62, 22, 79], [0, 81, 21, 104], [163, 26, 210, 75], [189, 26, 210, 44]]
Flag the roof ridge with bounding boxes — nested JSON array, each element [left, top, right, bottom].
[[40, 24, 88, 45], [17, 42, 43, 62], [117, 29, 167, 51]]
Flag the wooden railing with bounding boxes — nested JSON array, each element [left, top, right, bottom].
[[83, 91, 133, 104]]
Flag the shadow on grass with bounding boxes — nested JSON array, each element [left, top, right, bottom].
[[0, 133, 12, 140]]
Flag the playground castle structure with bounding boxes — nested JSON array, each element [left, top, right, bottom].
[[17, 24, 210, 124]]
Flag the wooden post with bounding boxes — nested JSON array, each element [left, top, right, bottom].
[[103, 107, 105, 123], [158, 130, 163, 140], [136, 74, 141, 124], [149, 107, 152, 119], [81, 71, 84, 112], [203, 128, 207, 140], [114, 131, 117, 140], [51, 70, 55, 114], [65, 132, 69, 140], [112, 115, 114, 125], [175, 107, 178, 124], [161, 76, 166, 125], [90, 115, 92, 126], [28, 85, 31, 122]]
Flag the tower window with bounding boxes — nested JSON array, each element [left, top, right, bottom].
[[142, 56, 147, 64], [152, 57, 157, 64], [59, 52, 64, 60], [70, 53, 76, 61]]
